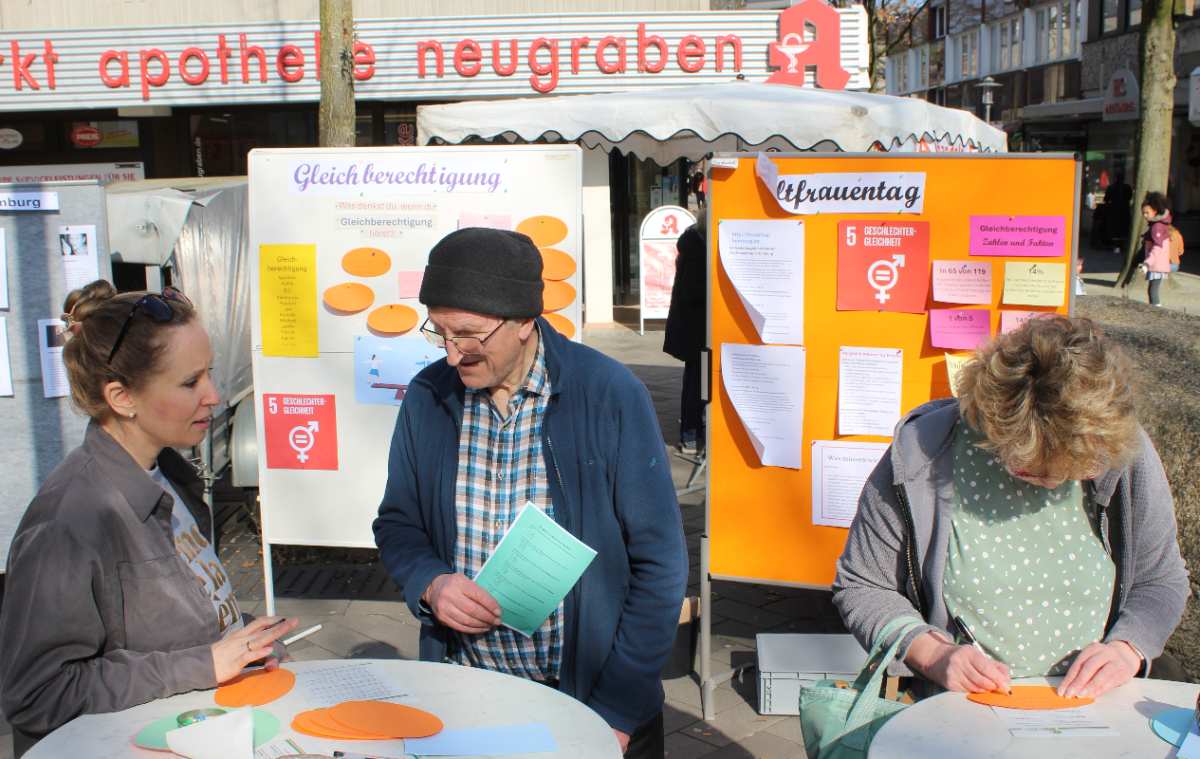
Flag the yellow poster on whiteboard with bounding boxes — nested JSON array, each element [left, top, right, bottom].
[[260, 243, 318, 357], [1002, 261, 1067, 306]]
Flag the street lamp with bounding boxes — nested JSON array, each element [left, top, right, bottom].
[[976, 76, 1002, 124]]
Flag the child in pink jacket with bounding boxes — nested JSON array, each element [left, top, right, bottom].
[[1140, 192, 1172, 306]]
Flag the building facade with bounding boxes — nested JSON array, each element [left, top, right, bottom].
[[886, 0, 1200, 244]]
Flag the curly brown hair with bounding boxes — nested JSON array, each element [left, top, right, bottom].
[[957, 315, 1139, 481]]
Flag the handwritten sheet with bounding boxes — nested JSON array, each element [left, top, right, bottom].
[[837, 347, 902, 437], [991, 705, 1118, 738], [1002, 262, 1067, 307], [297, 663, 397, 708], [999, 310, 1043, 334], [717, 219, 805, 345], [944, 353, 971, 398], [932, 260, 992, 305], [720, 343, 806, 469], [811, 441, 889, 528], [929, 309, 991, 351], [970, 215, 1065, 257]]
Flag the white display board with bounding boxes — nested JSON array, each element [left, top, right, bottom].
[[248, 145, 583, 554], [638, 205, 694, 335]]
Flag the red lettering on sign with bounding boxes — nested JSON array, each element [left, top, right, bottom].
[[99, 49, 130, 88], [313, 31, 321, 80], [492, 39, 518, 76], [715, 34, 741, 72], [43, 41, 58, 89], [595, 36, 627, 74], [138, 48, 169, 100], [528, 37, 558, 93], [417, 39, 444, 78], [239, 33, 268, 83], [570, 36, 590, 74], [677, 35, 706, 73], [11, 42, 39, 90], [454, 39, 483, 77], [637, 24, 667, 73], [216, 34, 232, 84], [352, 40, 375, 80], [179, 47, 210, 85], [275, 44, 304, 83]]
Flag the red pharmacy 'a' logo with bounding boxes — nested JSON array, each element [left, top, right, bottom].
[[766, 0, 851, 90]]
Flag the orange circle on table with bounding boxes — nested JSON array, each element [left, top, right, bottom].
[[342, 247, 392, 277], [214, 668, 296, 707], [292, 708, 389, 740], [540, 247, 577, 281], [366, 304, 419, 335], [543, 312, 576, 339], [542, 280, 576, 312], [327, 700, 443, 739], [967, 685, 1093, 710], [517, 215, 568, 247], [323, 282, 375, 313]]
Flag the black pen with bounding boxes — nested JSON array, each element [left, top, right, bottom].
[[954, 615, 1011, 695]]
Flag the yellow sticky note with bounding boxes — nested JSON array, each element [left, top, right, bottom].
[[944, 353, 971, 397], [260, 243, 318, 357], [1002, 261, 1066, 307]]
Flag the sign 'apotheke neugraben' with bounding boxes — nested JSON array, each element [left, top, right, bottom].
[[0, 1, 867, 111]]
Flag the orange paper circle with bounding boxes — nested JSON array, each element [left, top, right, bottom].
[[540, 248, 577, 281], [967, 685, 1093, 710], [291, 709, 389, 740], [542, 280, 576, 312], [214, 668, 296, 707], [366, 304, 419, 335], [323, 282, 375, 313], [517, 215, 568, 247], [342, 247, 392, 277], [327, 700, 443, 739], [543, 312, 576, 339]]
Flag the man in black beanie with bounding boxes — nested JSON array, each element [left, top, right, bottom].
[[374, 228, 687, 759]]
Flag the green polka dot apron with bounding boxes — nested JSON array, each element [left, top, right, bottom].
[[943, 419, 1115, 677]]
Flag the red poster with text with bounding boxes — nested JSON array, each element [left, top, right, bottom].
[[262, 393, 339, 470], [837, 220, 930, 313]]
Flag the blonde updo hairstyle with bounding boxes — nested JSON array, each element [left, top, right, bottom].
[[956, 315, 1139, 482], [61, 280, 197, 421]]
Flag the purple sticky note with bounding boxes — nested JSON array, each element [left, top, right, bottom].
[[930, 309, 991, 350], [969, 216, 1065, 257], [397, 271, 424, 299], [1000, 310, 1043, 334], [932, 260, 992, 304]]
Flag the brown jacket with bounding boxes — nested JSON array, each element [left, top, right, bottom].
[[0, 424, 219, 755]]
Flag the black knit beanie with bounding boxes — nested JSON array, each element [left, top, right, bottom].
[[419, 228, 544, 318]]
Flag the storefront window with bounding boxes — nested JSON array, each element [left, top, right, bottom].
[[1127, 0, 1142, 26], [384, 111, 418, 146], [190, 108, 315, 176], [1102, 0, 1119, 32], [0, 121, 47, 153], [957, 31, 978, 80]]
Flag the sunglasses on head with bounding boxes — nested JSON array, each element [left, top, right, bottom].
[[106, 287, 192, 365]]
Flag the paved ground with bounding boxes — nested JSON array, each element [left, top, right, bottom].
[[2, 238, 1196, 759]]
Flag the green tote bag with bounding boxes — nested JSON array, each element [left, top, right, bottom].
[[798, 617, 924, 759]]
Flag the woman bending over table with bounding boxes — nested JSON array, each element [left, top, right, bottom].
[[0, 282, 297, 756], [834, 315, 1188, 700]]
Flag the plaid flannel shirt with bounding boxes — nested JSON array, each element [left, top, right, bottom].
[[450, 331, 562, 681]]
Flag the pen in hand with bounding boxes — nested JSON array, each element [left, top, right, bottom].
[[953, 615, 1011, 695]]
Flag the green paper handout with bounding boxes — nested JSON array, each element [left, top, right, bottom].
[[474, 502, 598, 637]]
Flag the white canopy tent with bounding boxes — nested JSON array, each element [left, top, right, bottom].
[[416, 81, 1008, 163]]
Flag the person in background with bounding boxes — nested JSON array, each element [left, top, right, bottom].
[[374, 229, 687, 759], [834, 316, 1187, 699], [663, 210, 707, 455], [0, 281, 297, 756], [1140, 191, 1173, 307]]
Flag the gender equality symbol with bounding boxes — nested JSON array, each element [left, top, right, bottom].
[[288, 421, 320, 463], [866, 255, 907, 303]]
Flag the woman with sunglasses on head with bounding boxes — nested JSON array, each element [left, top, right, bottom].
[[0, 281, 298, 756], [833, 315, 1188, 701]]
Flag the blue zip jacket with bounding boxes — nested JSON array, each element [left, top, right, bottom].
[[373, 318, 688, 734]]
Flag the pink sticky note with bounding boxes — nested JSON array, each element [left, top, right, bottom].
[[969, 216, 1065, 257], [932, 260, 992, 304], [458, 212, 513, 230], [1000, 310, 1043, 334], [397, 271, 424, 299], [930, 309, 991, 350]]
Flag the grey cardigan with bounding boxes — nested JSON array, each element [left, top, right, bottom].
[[0, 424, 219, 755], [833, 398, 1189, 676]]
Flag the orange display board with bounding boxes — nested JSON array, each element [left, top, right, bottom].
[[707, 153, 1079, 587]]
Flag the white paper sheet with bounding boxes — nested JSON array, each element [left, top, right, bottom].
[[0, 229, 9, 310], [837, 347, 903, 437], [717, 219, 805, 345], [0, 317, 11, 397], [37, 318, 69, 398], [811, 440, 889, 528], [720, 343, 805, 469], [166, 706, 254, 759], [991, 705, 1118, 738], [297, 662, 400, 707], [58, 223, 100, 291]]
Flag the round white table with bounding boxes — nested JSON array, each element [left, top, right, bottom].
[[27, 659, 622, 759], [869, 677, 1200, 759]]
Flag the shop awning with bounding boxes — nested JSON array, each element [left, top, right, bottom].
[[417, 81, 1007, 163]]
